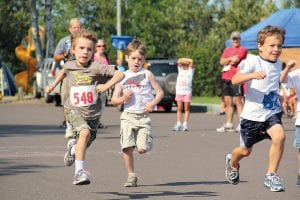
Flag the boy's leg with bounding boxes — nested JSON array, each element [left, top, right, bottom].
[[75, 128, 90, 161], [123, 147, 138, 187], [266, 124, 285, 173]]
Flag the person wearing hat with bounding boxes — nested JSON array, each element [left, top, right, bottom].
[[216, 31, 247, 133]]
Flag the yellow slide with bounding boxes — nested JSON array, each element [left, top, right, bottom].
[[15, 27, 45, 93]]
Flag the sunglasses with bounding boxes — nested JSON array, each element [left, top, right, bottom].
[[232, 37, 240, 40], [97, 45, 106, 47]]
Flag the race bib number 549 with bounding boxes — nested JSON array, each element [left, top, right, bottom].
[[70, 85, 97, 107]]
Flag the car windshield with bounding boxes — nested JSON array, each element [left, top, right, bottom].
[[148, 63, 177, 76]]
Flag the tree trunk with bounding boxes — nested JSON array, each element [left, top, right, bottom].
[[45, 0, 54, 58], [30, 0, 44, 63]]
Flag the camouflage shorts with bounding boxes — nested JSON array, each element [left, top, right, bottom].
[[64, 108, 98, 147]]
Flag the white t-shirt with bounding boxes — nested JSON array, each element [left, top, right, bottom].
[[239, 55, 282, 122], [175, 67, 195, 95], [286, 68, 300, 125], [120, 69, 154, 113]]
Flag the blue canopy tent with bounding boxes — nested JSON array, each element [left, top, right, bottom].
[[0, 58, 18, 96], [226, 8, 300, 50]]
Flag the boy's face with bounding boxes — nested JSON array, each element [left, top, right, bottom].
[[258, 35, 283, 62], [73, 37, 94, 66], [125, 50, 145, 72]]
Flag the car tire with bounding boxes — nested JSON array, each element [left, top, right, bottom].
[[33, 80, 41, 99], [164, 104, 173, 112], [164, 73, 177, 95]]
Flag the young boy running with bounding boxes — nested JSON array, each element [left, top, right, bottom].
[[111, 39, 164, 187], [225, 25, 291, 192], [46, 29, 124, 185]]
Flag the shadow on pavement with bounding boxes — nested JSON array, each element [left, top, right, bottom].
[[0, 125, 64, 136]]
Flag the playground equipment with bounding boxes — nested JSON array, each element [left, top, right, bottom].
[[15, 27, 45, 93], [111, 35, 133, 63]]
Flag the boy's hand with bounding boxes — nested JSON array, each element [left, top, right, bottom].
[[45, 84, 55, 94], [253, 71, 266, 80], [287, 60, 296, 70], [96, 84, 108, 94], [144, 102, 155, 112]]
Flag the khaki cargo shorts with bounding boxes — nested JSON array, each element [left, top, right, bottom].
[[65, 108, 98, 147], [120, 112, 153, 152]]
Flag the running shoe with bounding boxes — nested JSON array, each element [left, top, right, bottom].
[[172, 124, 182, 131], [64, 139, 76, 166], [217, 124, 235, 133], [264, 173, 285, 192], [124, 173, 138, 187], [73, 169, 91, 185], [182, 124, 189, 131], [225, 153, 240, 185]]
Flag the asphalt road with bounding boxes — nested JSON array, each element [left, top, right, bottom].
[[0, 99, 299, 200]]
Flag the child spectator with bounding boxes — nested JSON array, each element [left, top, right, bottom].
[[172, 58, 195, 131]]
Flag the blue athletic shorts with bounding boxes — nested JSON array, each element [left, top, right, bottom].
[[240, 112, 283, 148]]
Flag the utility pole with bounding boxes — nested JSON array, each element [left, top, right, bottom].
[[116, 0, 121, 36]]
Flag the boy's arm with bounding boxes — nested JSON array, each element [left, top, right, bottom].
[[45, 68, 66, 93], [144, 71, 164, 112], [280, 60, 296, 83], [96, 70, 124, 94], [232, 70, 266, 85], [111, 84, 133, 106]]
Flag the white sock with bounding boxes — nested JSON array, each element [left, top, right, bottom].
[[226, 123, 233, 127], [75, 160, 85, 174], [183, 122, 187, 126], [177, 122, 181, 126]]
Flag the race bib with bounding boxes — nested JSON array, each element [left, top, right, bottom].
[[70, 85, 98, 107]]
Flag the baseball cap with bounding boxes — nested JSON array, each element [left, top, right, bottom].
[[230, 31, 241, 39]]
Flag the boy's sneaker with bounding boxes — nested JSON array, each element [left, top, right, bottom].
[[124, 173, 138, 187], [172, 124, 182, 131], [225, 153, 240, 185], [73, 169, 91, 185], [264, 173, 285, 192], [217, 124, 234, 133], [64, 139, 76, 166], [297, 174, 300, 188], [182, 124, 189, 131]]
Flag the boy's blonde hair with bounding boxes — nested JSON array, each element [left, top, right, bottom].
[[125, 39, 147, 57], [257, 25, 285, 46], [71, 29, 98, 51]]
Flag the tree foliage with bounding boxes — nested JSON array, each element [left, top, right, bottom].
[[0, 0, 296, 96]]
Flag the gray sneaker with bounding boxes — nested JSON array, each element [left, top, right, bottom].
[[64, 139, 76, 166], [124, 173, 138, 187], [225, 154, 240, 185], [73, 169, 91, 185], [172, 124, 182, 131], [264, 173, 285, 192], [217, 124, 234, 133]]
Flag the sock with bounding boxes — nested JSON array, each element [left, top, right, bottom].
[[75, 160, 84, 174], [183, 122, 187, 126], [128, 172, 136, 177], [177, 122, 181, 126], [226, 123, 233, 127]]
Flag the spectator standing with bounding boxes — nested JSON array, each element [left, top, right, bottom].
[[94, 39, 110, 129], [225, 26, 290, 192], [53, 18, 82, 137], [111, 39, 164, 187], [217, 31, 247, 133], [172, 58, 195, 131], [46, 29, 124, 185]]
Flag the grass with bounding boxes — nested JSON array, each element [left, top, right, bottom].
[[192, 96, 221, 104]]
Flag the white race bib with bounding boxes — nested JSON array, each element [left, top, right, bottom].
[[70, 85, 98, 107]]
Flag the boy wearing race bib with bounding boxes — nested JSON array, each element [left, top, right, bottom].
[[46, 29, 124, 185], [225, 26, 293, 192], [111, 39, 164, 187]]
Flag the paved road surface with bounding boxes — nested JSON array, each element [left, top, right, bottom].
[[0, 99, 299, 200]]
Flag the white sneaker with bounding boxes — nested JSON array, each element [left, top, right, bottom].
[[182, 124, 189, 131], [216, 124, 234, 133], [172, 124, 182, 131]]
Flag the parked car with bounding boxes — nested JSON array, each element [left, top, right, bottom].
[[33, 58, 61, 105], [145, 58, 178, 112]]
